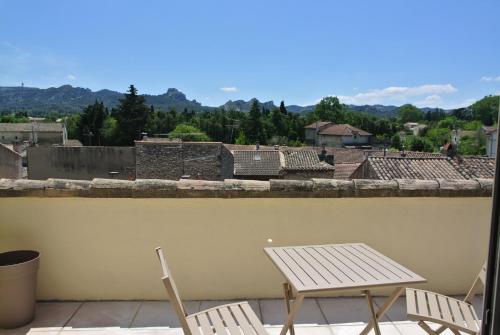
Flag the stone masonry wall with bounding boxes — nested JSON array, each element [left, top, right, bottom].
[[27, 146, 136, 180], [135, 141, 233, 180], [0, 144, 22, 179], [284, 170, 335, 180]]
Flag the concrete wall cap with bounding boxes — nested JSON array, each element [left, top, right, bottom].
[[0, 179, 15, 190], [475, 178, 494, 191], [90, 178, 135, 189], [312, 178, 354, 191], [270, 179, 313, 192], [46, 178, 91, 190], [0, 178, 494, 197], [437, 179, 480, 190], [224, 179, 270, 191], [177, 179, 225, 191], [133, 179, 178, 190], [12, 179, 47, 190], [353, 179, 399, 190], [396, 179, 440, 190]]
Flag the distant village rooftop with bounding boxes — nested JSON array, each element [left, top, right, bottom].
[[0, 122, 64, 132], [357, 156, 495, 180]]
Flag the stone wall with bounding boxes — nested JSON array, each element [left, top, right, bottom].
[[350, 160, 377, 179], [284, 170, 335, 180], [135, 141, 233, 180], [27, 146, 136, 180], [0, 144, 22, 179], [0, 177, 492, 198]]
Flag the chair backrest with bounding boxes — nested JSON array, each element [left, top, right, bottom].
[[155, 247, 191, 334], [464, 262, 487, 304]]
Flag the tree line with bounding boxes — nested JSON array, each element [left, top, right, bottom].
[[3, 84, 497, 154]]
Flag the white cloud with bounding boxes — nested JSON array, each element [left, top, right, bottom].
[[481, 76, 500, 82], [337, 84, 457, 106], [220, 86, 238, 92], [66, 74, 76, 81], [417, 94, 442, 107]]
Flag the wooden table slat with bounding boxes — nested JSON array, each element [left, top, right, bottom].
[[340, 244, 402, 281], [324, 246, 386, 282], [292, 247, 343, 286], [264, 243, 426, 293], [273, 248, 316, 289], [356, 244, 418, 279]]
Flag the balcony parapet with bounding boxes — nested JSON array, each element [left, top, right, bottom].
[[0, 177, 493, 198]]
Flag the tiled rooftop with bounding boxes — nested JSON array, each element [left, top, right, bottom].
[[232, 150, 282, 176], [0, 122, 64, 132], [333, 163, 361, 180], [451, 156, 496, 179], [2, 296, 484, 335], [318, 124, 372, 137], [282, 150, 334, 171], [366, 157, 465, 180], [365, 156, 496, 180]]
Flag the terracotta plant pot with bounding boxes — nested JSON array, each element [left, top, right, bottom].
[[0, 250, 40, 329]]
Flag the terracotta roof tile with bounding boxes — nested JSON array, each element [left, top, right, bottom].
[[366, 157, 466, 180], [334, 163, 361, 180], [318, 124, 372, 136], [451, 156, 495, 179], [282, 150, 334, 171], [232, 150, 282, 176], [304, 121, 333, 129], [0, 122, 64, 132]]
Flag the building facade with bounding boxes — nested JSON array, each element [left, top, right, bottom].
[[135, 140, 234, 180], [482, 126, 497, 157], [304, 122, 372, 147], [0, 122, 67, 145]]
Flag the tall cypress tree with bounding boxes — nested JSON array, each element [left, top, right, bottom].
[[78, 100, 107, 145], [279, 100, 287, 115], [246, 99, 264, 144], [113, 85, 150, 145]]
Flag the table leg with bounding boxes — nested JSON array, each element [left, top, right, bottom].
[[363, 290, 381, 335], [283, 283, 295, 335], [280, 288, 304, 335], [360, 286, 404, 335]]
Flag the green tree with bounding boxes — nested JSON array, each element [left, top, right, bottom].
[[279, 100, 287, 115], [235, 130, 248, 144], [405, 135, 433, 152], [246, 99, 265, 144], [391, 134, 402, 150], [78, 100, 107, 145], [169, 124, 210, 141], [471, 95, 499, 126], [396, 104, 424, 123], [65, 114, 81, 140], [101, 116, 119, 145], [270, 108, 287, 137], [312, 96, 344, 122], [113, 85, 150, 145], [425, 128, 451, 148], [458, 135, 485, 155]]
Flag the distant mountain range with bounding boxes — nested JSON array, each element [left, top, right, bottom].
[[0, 85, 445, 117]]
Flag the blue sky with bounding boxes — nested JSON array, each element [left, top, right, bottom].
[[1, 0, 499, 109]]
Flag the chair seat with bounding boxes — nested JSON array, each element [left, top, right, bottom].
[[186, 301, 268, 335], [406, 288, 480, 334]]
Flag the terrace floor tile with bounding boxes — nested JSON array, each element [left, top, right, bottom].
[[66, 301, 141, 328]]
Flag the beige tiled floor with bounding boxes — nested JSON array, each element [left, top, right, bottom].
[[1, 296, 484, 335]]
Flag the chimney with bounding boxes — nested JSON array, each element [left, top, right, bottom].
[[274, 145, 279, 150], [256, 142, 260, 150], [319, 144, 327, 161], [325, 154, 334, 166]]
